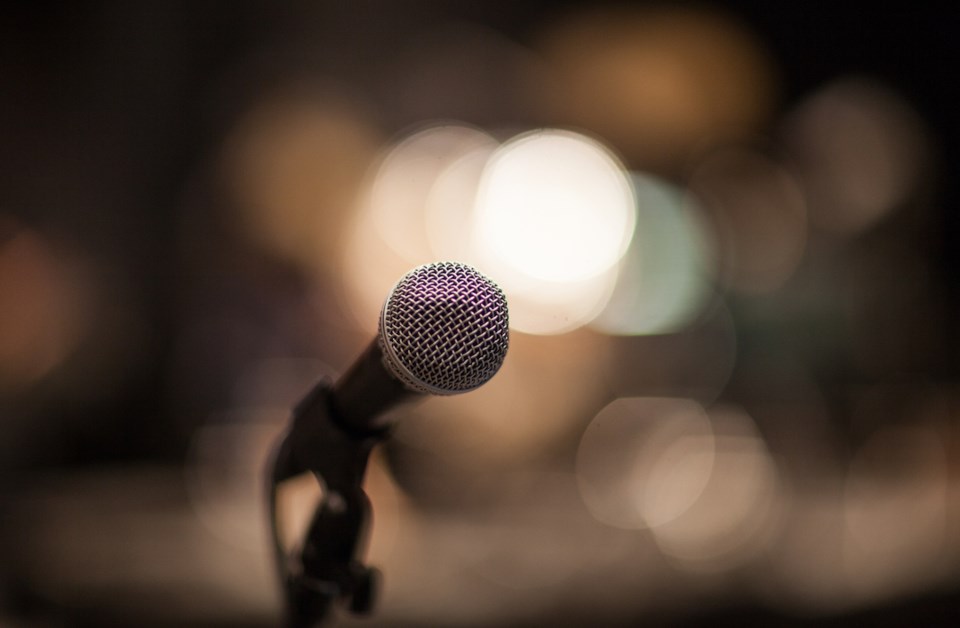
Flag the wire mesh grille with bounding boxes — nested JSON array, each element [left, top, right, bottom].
[[379, 262, 509, 395]]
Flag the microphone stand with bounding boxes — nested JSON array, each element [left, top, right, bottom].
[[267, 379, 389, 627]]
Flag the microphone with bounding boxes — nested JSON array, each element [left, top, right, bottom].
[[330, 261, 510, 433], [268, 262, 509, 627]]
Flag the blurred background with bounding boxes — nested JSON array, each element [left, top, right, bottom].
[[1, 1, 959, 626]]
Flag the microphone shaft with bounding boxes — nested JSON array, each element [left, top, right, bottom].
[[330, 340, 417, 434]]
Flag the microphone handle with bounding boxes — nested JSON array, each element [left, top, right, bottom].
[[330, 339, 418, 434]]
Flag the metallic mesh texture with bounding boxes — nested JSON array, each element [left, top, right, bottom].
[[378, 262, 509, 395]]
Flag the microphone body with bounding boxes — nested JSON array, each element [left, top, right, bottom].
[[267, 262, 509, 627], [329, 340, 415, 434]]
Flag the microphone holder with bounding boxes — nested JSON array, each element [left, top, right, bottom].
[[268, 379, 390, 627]]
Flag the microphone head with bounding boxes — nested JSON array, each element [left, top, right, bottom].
[[378, 262, 509, 395]]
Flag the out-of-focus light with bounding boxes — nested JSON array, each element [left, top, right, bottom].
[[347, 126, 634, 336], [535, 6, 777, 170], [425, 145, 498, 263], [843, 425, 948, 599], [781, 77, 930, 234], [474, 130, 634, 284], [472, 129, 634, 335], [0, 222, 91, 392], [578, 399, 780, 569], [342, 123, 497, 332], [591, 173, 714, 336], [369, 124, 498, 263], [220, 88, 380, 273], [766, 400, 952, 613], [649, 405, 781, 569], [576, 397, 714, 530], [688, 148, 807, 293], [767, 494, 850, 612], [498, 268, 620, 336]]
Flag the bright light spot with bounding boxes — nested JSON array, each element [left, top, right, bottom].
[[369, 124, 498, 262], [474, 129, 634, 284], [501, 267, 620, 335], [591, 173, 713, 335], [425, 146, 497, 264], [576, 397, 714, 530], [345, 125, 634, 336], [426, 139, 623, 335], [342, 123, 497, 332]]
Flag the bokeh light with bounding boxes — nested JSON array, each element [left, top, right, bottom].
[[781, 77, 930, 235], [688, 147, 807, 293], [843, 424, 949, 600], [766, 493, 849, 613], [576, 397, 714, 530], [591, 173, 714, 336], [472, 129, 634, 334], [0, 222, 92, 392], [577, 399, 781, 571], [649, 405, 781, 570], [219, 85, 380, 274], [473, 129, 634, 284], [2, 3, 957, 627], [345, 126, 634, 336], [424, 145, 498, 264], [535, 5, 777, 170], [342, 123, 498, 333], [369, 124, 497, 264]]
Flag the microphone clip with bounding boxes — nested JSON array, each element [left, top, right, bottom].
[[268, 379, 390, 627]]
